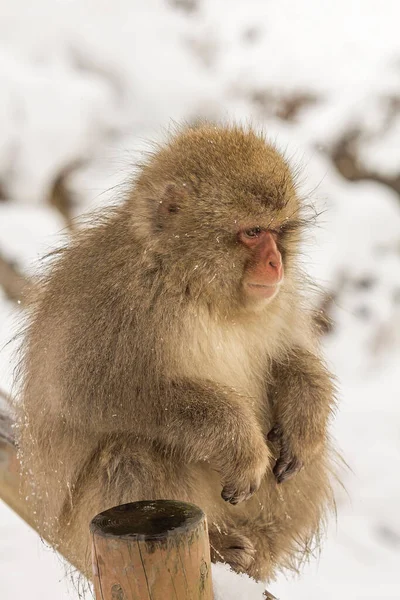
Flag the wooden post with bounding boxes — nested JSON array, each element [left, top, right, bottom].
[[0, 406, 82, 570], [0, 435, 36, 529], [90, 500, 214, 600], [0, 408, 37, 530]]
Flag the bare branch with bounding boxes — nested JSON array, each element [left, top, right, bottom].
[[0, 253, 32, 305]]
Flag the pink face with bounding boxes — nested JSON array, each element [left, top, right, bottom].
[[238, 227, 284, 301]]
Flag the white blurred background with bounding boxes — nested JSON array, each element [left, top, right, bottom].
[[0, 1, 400, 599]]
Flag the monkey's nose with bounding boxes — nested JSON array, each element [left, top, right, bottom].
[[266, 255, 283, 282], [269, 258, 280, 269]]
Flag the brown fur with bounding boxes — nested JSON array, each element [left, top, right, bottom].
[[16, 124, 336, 582]]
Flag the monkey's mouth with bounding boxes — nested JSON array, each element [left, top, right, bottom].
[[245, 282, 281, 299]]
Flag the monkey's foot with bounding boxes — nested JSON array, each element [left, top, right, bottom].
[[267, 424, 303, 484], [209, 529, 256, 573]]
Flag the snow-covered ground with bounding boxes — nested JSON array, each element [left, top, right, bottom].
[[1, 1, 400, 598]]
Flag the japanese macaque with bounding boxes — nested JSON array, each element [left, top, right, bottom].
[[17, 124, 336, 582]]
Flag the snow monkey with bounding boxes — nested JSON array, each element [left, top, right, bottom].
[[17, 124, 336, 582]]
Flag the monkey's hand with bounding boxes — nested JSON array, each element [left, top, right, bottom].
[[267, 424, 303, 484], [220, 433, 271, 505]]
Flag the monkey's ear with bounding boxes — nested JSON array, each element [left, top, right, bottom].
[[157, 183, 186, 221]]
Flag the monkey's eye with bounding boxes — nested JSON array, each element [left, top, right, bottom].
[[244, 227, 262, 238]]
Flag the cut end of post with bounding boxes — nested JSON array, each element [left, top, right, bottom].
[[90, 499, 204, 541]]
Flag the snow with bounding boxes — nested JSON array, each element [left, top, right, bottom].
[[0, 503, 77, 600], [212, 563, 266, 599], [1, 0, 400, 598]]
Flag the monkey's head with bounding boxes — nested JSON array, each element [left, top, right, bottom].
[[130, 125, 305, 314]]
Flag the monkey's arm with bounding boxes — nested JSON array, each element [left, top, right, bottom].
[[153, 378, 271, 504], [267, 348, 335, 483], [63, 374, 271, 505]]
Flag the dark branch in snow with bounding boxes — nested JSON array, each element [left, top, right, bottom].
[[331, 129, 400, 198], [0, 391, 14, 447]]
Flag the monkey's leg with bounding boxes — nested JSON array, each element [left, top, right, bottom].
[[58, 438, 221, 578]]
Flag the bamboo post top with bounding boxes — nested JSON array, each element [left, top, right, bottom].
[[90, 500, 205, 542]]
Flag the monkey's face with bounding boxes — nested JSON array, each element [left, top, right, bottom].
[[133, 126, 305, 312], [237, 227, 283, 302]]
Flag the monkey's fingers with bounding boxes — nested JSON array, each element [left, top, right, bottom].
[[267, 424, 282, 442], [221, 486, 247, 505], [272, 451, 289, 480], [221, 481, 259, 505], [274, 455, 303, 484]]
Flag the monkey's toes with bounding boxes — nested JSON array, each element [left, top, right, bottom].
[[211, 532, 256, 573]]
